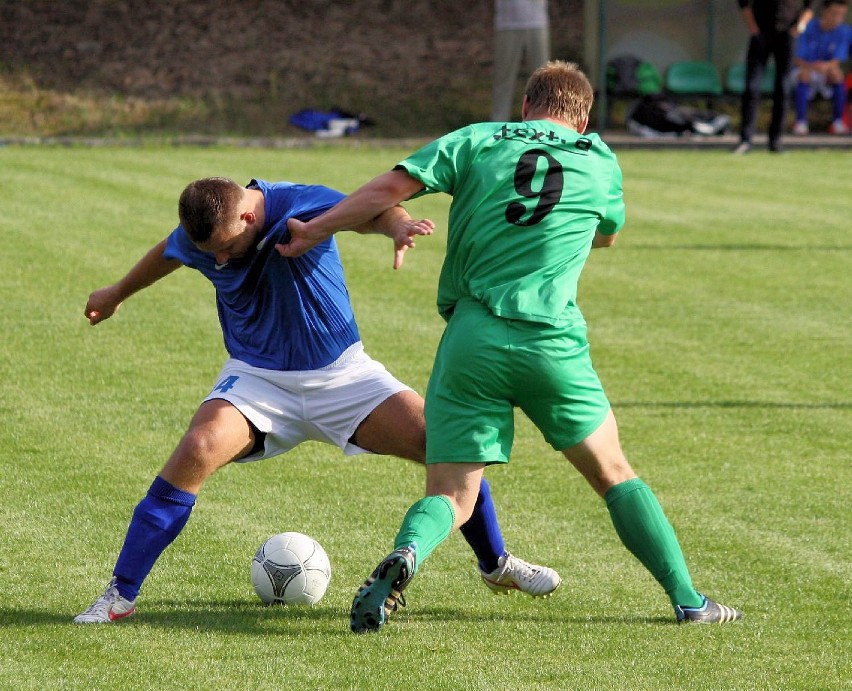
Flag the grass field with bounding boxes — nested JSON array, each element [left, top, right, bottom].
[[0, 143, 849, 690]]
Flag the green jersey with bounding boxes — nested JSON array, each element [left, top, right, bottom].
[[397, 120, 625, 326]]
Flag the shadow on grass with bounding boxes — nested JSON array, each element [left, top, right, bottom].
[[0, 600, 673, 631], [613, 400, 851, 410], [402, 607, 672, 627], [0, 600, 346, 635], [626, 243, 852, 251]]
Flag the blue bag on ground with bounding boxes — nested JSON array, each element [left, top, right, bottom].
[[289, 108, 374, 137]]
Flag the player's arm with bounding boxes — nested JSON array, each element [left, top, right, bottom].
[[592, 230, 618, 248], [795, 6, 813, 34], [593, 161, 626, 250], [84, 238, 182, 325], [276, 170, 428, 264], [351, 205, 435, 270]]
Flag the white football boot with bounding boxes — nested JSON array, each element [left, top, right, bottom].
[[73, 578, 136, 624], [480, 552, 561, 597]]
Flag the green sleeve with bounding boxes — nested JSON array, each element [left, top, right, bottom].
[[395, 126, 476, 197], [598, 159, 625, 236]]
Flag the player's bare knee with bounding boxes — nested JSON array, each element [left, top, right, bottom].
[[597, 450, 635, 479], [453, 503, 476, 528], [440, 491, 477, 527], [179, 427, 215, 461], [173, 426, 235, 473], [602, 464, 637, 491]]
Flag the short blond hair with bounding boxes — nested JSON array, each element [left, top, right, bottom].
[[524, 61, 594, 127]]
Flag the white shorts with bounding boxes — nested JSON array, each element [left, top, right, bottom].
[[203, 342, 412, 462]]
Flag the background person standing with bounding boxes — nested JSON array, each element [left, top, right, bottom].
[[491, 0, 550, 121], [735, 0, 813, 153]]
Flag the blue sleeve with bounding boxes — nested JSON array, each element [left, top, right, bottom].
[[795, 24, 814, 59], [262, 182, 344, 227], [835, 27, 850, 60], [163, 226, 198, 266], [290, 185, 345, 221]]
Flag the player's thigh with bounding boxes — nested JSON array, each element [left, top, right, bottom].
[[514, 320, 611, 452], [827, 65, 844, 84], [425, 301, 515, 464], [796, 66, 812, 82], [160, 398, 256, 492], [353, 389, 426, 463]]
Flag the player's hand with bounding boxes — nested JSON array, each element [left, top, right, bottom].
[[276, 218, 331, 259], [84, 285, 122, 325], [391, 218, 434, 270]]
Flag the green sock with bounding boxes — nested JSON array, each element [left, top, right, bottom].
[[394, 495, 456, 569], [605, 478, 703, 608]]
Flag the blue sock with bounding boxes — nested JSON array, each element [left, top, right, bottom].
[[832, 83, 847, 121], [458, 477, 506, 573], [795, 82, 810, 122], [113, 476, 196, 601]]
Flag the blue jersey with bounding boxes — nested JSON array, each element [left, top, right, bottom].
[[163, 179, 360, 371], [796, 19, 850, 62]]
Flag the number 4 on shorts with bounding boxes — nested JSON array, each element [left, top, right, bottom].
[[213, 375, 239, 393]]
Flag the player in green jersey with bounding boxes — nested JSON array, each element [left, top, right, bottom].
[[278, 60, 743, 632]]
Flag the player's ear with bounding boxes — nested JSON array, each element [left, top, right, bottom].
[[577, 117, 589, 134], [241, 211, 255, 225], [521, 95, 530, 120]]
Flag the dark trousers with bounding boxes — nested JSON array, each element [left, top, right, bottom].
[[740, 31, 794, 144]]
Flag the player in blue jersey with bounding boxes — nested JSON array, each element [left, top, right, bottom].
[[791, 0, 850, 134], [73, 177, 560, 624]]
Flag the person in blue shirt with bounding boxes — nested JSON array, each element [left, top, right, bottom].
[[792, 0, 850, 134], [73, 177, 560, 624]]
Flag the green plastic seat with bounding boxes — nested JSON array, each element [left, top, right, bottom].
[[665, 61, 723, 96], [725, 62, 776, 95]]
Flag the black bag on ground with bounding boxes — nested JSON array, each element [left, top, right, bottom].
[[626, 95, 730, 137]]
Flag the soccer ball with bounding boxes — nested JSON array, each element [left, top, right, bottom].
[[251, 532, 332, 605]]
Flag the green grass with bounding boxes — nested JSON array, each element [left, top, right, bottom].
[[0, 73, 484, 140], [0, 144, 849, 690]]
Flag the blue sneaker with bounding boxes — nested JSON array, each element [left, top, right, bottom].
[[675, 594, 742, 624], [350, 544, 417, 633]]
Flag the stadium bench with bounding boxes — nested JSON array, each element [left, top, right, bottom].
[[724, 61, 776, 97], [664, 60, 723, 109]]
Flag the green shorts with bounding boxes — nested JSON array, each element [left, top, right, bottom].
[[424, 298, 610, 464]]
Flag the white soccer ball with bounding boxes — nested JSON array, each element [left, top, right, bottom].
[[251, 532, 332, 605]]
